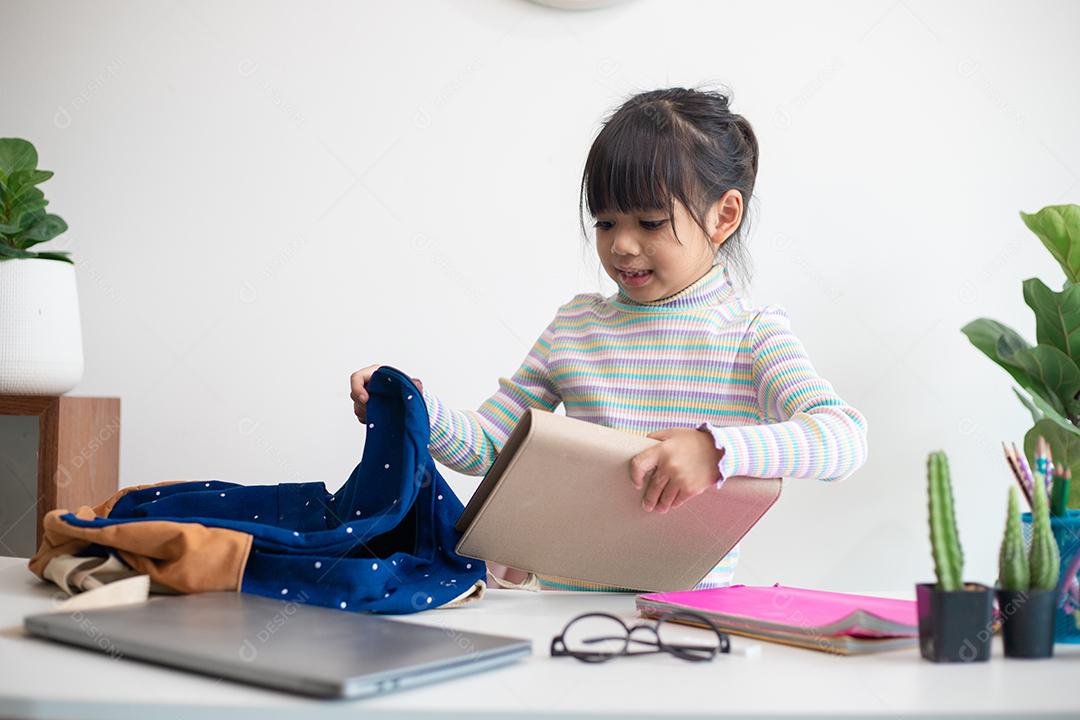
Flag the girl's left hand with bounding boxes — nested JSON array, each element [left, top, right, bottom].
[[629, 427, 725, 513]]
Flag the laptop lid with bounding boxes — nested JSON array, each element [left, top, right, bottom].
[[24, 591, 531, 699], [455, 408, 782, 591]]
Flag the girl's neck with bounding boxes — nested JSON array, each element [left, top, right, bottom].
[[611, 262, 737, 312]]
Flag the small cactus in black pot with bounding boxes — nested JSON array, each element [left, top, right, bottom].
[[916, 451, 994, 662], [996, 482, 1060, 658]]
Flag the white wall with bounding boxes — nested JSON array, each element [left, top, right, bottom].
[[3, 0, 1078, 591]]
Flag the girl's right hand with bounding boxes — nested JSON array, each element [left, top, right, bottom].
[[350, 365, 424, 422]]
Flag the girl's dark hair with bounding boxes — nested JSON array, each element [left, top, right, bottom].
[[579, 86, 759, 286]]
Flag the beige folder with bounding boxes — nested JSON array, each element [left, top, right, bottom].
[[454, 409, 782, 592]]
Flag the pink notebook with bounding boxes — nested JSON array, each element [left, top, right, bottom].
[[636, 584, 918, 654]]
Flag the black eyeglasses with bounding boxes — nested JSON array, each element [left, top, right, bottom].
[[550, 611, 731, 663]]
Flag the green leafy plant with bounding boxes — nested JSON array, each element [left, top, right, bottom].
[[962, 204, 1080, 507], [928, 450, 964, 592], [0, 138, 71, 263]]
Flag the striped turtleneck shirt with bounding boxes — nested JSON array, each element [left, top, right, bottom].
[[422, 262, 869, 591]]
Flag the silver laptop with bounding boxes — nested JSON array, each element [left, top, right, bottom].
[[24, 591, 531, 699]]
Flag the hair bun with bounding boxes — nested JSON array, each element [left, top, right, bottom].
[[699, 88, 731, 113]]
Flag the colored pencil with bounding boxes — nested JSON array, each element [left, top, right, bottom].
[[1037, 436, 1054, 496], [1012, 441, 1036, 505], [1003, 443, 1033, 508], [1052, 465, 1072, 517]]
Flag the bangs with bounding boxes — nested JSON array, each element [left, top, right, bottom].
[[580, 107, 701, 220]]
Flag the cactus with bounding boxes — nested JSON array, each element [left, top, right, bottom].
[[928, 451, 964, 592], [998, 487, 1030, 591], [1029, 470, 1061, 591]]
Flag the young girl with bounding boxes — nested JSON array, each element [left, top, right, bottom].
[[351, 87, 868, 592]]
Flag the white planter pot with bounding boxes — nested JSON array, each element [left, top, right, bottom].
[[0, 258, 84, 395]]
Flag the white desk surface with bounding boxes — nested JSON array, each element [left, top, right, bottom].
[[0, 557, 1077, 719]]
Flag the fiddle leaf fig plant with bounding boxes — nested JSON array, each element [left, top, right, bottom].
[[0, 138, 71, 263], [962, 204, 1080, 508], [1022, 204, 1080, 284]]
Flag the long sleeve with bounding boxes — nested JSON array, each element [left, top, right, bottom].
[[700, 305, 868, 484], [422, 313, 562, 475]]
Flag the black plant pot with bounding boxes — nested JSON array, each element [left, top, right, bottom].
[[916, 582, 994, 662], [996, 588, 1056, 659]]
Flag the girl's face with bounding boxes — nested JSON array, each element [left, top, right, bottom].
[[594, 194, 739, 302]]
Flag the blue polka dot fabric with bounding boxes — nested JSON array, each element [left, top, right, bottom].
[[59, 365, 485, 614]]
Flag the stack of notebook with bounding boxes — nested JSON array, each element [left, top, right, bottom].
[[636, 584, 918, 655]]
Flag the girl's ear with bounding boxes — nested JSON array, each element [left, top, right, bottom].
[[708, 190, 744, 250]]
